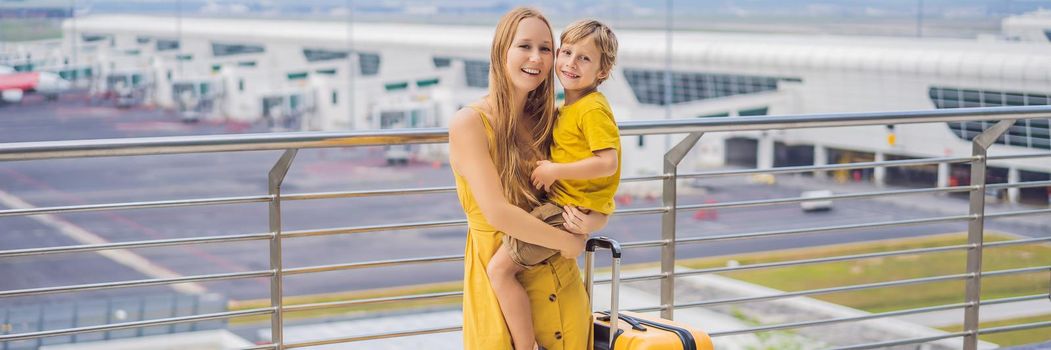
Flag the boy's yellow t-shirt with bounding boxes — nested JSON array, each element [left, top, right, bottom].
[[549, 91, 621, 215]]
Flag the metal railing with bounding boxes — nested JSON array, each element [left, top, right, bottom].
[[2, 105, 1051, 349]]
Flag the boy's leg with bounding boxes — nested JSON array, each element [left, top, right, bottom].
[[487, 244, 537, 350]]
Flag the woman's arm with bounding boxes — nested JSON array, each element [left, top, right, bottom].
[[449, 108, 586, 258]]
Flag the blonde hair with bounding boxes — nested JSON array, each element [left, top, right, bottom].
[[560, 19, 619, 85], [487, 7, 559, 210]]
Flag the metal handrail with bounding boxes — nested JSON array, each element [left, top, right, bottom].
[[0, 307, 275, 342], [283, 255, 463, 275], [0, 270, 274, 298], [827, 332, 967, 350], [678, 156, 977, 179], [282, 291, 463, 313], [676, 272, 972, 309], [2, 106, 1050, 349], [677, 185, 974, 211], [707, 293, 1051, 337], [0, 232, 273, 258], [3, 105, 1050, 161], [0, 194, 271, 217], [282, 326, 462, 349], [676, 214, 975, 244]]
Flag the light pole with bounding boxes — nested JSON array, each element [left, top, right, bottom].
[[346, 0, 356, 130], [916, 0, 924, 38]]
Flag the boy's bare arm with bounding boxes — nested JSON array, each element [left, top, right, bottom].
[[531, 148, 618, 191]]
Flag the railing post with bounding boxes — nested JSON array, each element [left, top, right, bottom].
[[661, 132, 703, 320], [268, 149, 297, 349], [963, 119, 1013, 350]]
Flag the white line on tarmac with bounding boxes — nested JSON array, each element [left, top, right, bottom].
[[0, 188, 206, 295]]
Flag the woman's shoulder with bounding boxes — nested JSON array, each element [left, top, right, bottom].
[[450, 101, 492, 133]]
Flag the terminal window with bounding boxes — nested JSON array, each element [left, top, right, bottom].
[[156, 39, 180, 52], [213, 43, 265, 57], [359, 53, 381, 76], [623, 69, 793, 105], [930, 87, 1051, 150], [464, 60, 490, 88]]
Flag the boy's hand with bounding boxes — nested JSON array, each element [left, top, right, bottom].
[[531, 160, 559, 192]]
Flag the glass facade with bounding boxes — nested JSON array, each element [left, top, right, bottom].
[[623, 69, 797, 105], [156, 39, 180, 52], [303, 48, 349, 62], [464, 60, 490, 88], [212, 43, 265, 57], [359, 53, 380, 76], [930, 87, 1051, 150]]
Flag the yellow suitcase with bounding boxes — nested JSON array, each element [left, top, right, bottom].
[[585, 237, 714, 350]]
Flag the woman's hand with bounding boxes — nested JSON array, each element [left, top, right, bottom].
[[561, 205, 609, 235]]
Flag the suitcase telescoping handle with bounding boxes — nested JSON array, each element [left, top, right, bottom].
[[585, 236, 622, 348]]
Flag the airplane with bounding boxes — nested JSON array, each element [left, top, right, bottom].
[[0, 65, 72, 105]]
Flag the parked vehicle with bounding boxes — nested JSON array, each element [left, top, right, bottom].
[[800, 190, 834, 212]]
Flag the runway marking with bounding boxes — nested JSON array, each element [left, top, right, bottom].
[[0, 188, 207, 294]]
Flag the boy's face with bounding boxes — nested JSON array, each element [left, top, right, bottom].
[[555, 37, 605, 92]]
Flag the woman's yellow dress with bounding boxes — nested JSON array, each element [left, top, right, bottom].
[[455, 111, 592, 350]]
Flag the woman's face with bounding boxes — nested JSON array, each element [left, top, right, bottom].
[[505, 17, 553, 95]]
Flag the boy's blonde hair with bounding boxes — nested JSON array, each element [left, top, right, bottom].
[[560, 19, 618, 85]]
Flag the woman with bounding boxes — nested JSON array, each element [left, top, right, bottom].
[[448, 7, 608, 350]]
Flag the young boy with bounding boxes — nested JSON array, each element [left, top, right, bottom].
[[487, 19, 621, 350]]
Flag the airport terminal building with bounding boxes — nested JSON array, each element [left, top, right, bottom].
[[53, 13, 1051, 204]]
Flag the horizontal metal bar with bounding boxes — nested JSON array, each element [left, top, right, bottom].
[[987, 152, 1051, 161], [825, 332, 966, 350], [0, 307, 274, 342], [0, 195, 270, 218], [677, 214, 974, 244], [621, 174, 669, 183], [0, 129, 451, 161], [283, 302, 672, 346], [678, 186, 972, 211], [984, 236, 1051, 248], [673, 237, 1048, 278], [283, 291, 463, 313], [986, 180, 1051, 190], [282, 219, 467, 239], [707, 294, 1050, 337], [980, 293, 1051, 306], [622, 305, 667, 313], [0, 233, 273, 258], [282, 326, 462, 349], [281, 186, 456, 201], [241, 345, 277, 350], [0, 270, 273, 298], [617, 106, 1051, 136], [676, 273, 971, 309], [621, 239, 668, 249], [977, 320, 1051, 335], [284, 255, 463, 276], [982, 265, 1051, 277], [678, 156, 976, 179], [593, 272, 666, 285], [616, 206, 670, 216], [985, 208, 1051, 219], [7, 106, 1049, 161], [708, 302, 968, 337], [676, 243, 972, 276]]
